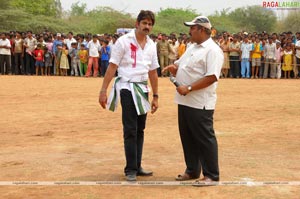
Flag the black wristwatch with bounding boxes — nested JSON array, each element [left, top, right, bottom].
[[153, 94, 159, 98]]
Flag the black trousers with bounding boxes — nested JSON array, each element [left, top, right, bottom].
[[14, 53, 24, 75], [120, 89, 147, 175], [0, 54, 11, 75], [25, 53, 35, 75], [178, 105, 219, 181], [229, 56, 240, 78]]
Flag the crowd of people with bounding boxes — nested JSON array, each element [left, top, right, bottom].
[[0, 29, 300, 79]]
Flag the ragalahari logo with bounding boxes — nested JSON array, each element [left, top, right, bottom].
[[262, 1, 300, 9]]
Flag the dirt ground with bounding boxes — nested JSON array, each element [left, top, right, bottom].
[[0, 76, 299, 199]]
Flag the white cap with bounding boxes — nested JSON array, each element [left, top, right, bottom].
[[184, 16, 212, 29]]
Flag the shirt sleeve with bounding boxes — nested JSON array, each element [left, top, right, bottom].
[[149, 43, 160, 71], [205, 48, 224, 80], [109, 39, 124, 66]]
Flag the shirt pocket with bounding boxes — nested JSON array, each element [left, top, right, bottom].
[[186, 55, 207, 75]]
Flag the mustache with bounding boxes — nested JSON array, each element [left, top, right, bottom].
[[143, 28, 150, 32]]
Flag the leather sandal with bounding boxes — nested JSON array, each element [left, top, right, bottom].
[[175, 173, 198, 181]]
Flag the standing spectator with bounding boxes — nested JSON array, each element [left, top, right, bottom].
[[24, 31, 37, 75], [33, 44, 44, 75], [100, 40, 110, 77], [169, 38, 178, 65], [0, 33, 12, 75], [178, 37, 186, 59], [52, 33, 63, 75], [264, 37, 276, 78], [64, 32, 77, 51], [78, 44, 88, 76], [86, 35, 101, 77], [251, 37, 263, 78], [60, 44, 69, 76], [220, 35, 230, 78], [157, 33, 172, 76], [13, 32, 24, 75], [8, 33, 15, 74], [229, 35, 241, 78], [282, 44, 293, 79], [44, 47, 53, 76], [275, 41, 283, 79], [294, 33, 300, 78], [240, 37, 252, 78], [69, 42, 79, 76]]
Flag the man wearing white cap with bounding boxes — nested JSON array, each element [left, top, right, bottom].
[[163, 16, 223, 183]]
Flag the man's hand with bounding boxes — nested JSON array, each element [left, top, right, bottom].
[[151, 98, 158, 114], [176, 85, 190, 96], [99, 91, 107, 109], [162, 64, 178, 76]]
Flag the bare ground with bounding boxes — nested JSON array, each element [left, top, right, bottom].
[[0, 76, 299, 198]]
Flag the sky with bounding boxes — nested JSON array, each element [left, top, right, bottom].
[[60, 0, 264, 16]]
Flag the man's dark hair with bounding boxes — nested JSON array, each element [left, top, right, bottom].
[[69, 31, 73, 35], [137, 10, 155, 25]]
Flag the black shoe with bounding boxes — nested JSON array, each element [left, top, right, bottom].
[[137, 168, 153, 176], [126, 174, 137, 181]]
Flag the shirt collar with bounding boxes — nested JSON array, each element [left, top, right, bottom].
[[195, 37, 213, 48], [128, 29, 150, 43]]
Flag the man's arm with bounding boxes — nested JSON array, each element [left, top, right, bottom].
[[99, 63, 118, 109], [177, 75, 217, 96], [148, 69, 159, 114]]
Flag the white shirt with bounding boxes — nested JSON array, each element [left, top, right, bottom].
[[264, 42, 276, 59], [295, 40, 300, 59], [64, 37, 77, 50], [24, 37, 37, 53], [109, 29, 159, 91], [174, 38, 223, 110], [0, 39, 11, 55], [241, 42, 252, 59], [87, 40, 101, 57]]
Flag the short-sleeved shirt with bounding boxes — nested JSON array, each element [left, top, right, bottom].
[[14, 38, 23, 53], [229, 42, 240, 56], [109, 29, 159, 91], [87, 40, 101, 57], [252, 42, 263, 59], [174, 38, 224, 110], [264, 43, 276, 59], [0, 39, 11, 55], [24, 37, 37, 53], [241, 42, 253, 59]]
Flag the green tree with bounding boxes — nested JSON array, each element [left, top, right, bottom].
[[277, 11, 300, 33], [10, 0, 62, 17], [228, 5, 276, 33], [70, 1, 87, 16], [154, 8, 199, 35]]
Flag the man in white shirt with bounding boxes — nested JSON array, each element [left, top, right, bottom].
[[263, 37, 276, 78], [163, 16, 223, 184], [0, 33, 11, 75], [99, 10, 159, 181], [24, 31, 37, 75], [86, 35, 101, 77], [240, 36, 252, 78]]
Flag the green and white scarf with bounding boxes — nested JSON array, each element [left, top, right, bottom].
[[107, 77, 150, 115]]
